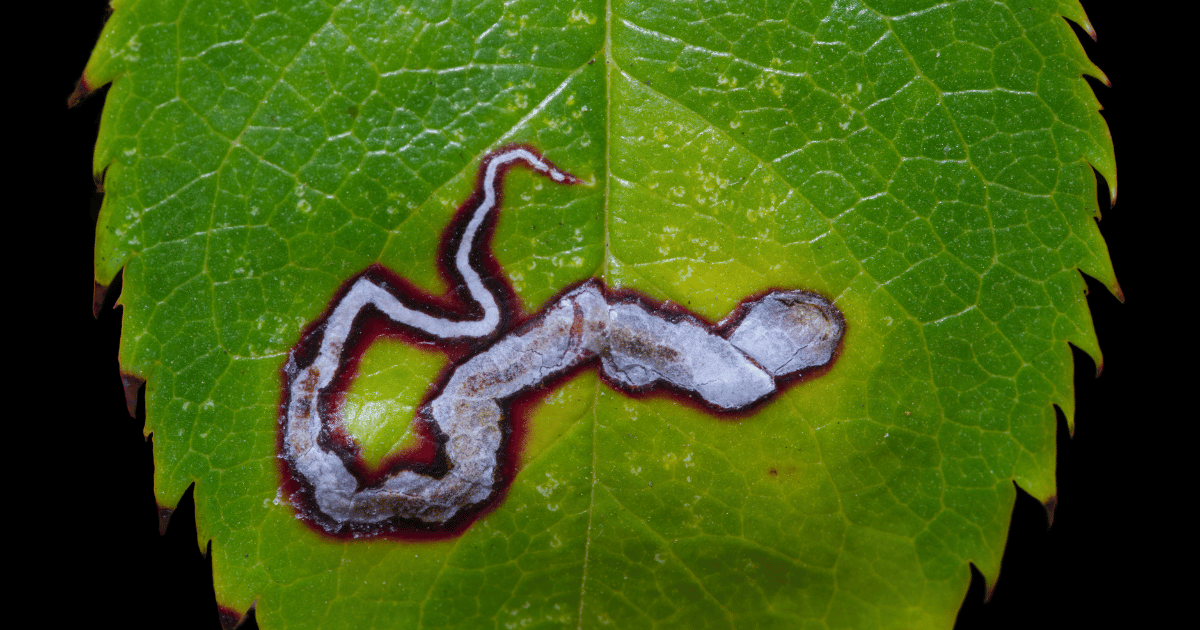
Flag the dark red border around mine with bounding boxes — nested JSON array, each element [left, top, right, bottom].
[[277, 146, 845, 541]]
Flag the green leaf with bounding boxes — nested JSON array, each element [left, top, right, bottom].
[[83, 0, 1116, 627]]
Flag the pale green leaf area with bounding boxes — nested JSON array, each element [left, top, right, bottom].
[[344, 340, 446, 469], [85, 0, 1115, 628]]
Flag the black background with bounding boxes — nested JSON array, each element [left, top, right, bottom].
[[32, 1, 1175, 628]]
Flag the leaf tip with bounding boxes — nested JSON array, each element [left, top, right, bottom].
[[157, 505, 174, 536], [218, 602, 256, 630], [92, 281, 110, 319], [969, 561, 1000, 604], [983, 579, 998, 604], [67, 76, 94, 109], [1086, 267, 1124, 304], [120, 372, 145, 418], [1043, 495, 1058, 529]]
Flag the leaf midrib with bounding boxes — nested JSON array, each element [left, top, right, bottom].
[[576, 0, 615, 623]]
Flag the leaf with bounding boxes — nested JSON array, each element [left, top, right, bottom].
[[82, 0, 1116, 628]]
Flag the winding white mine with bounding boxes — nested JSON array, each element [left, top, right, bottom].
[[282, 148, 845, 531]]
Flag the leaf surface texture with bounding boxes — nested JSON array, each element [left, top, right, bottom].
[[85, 0, 1115, 627]]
